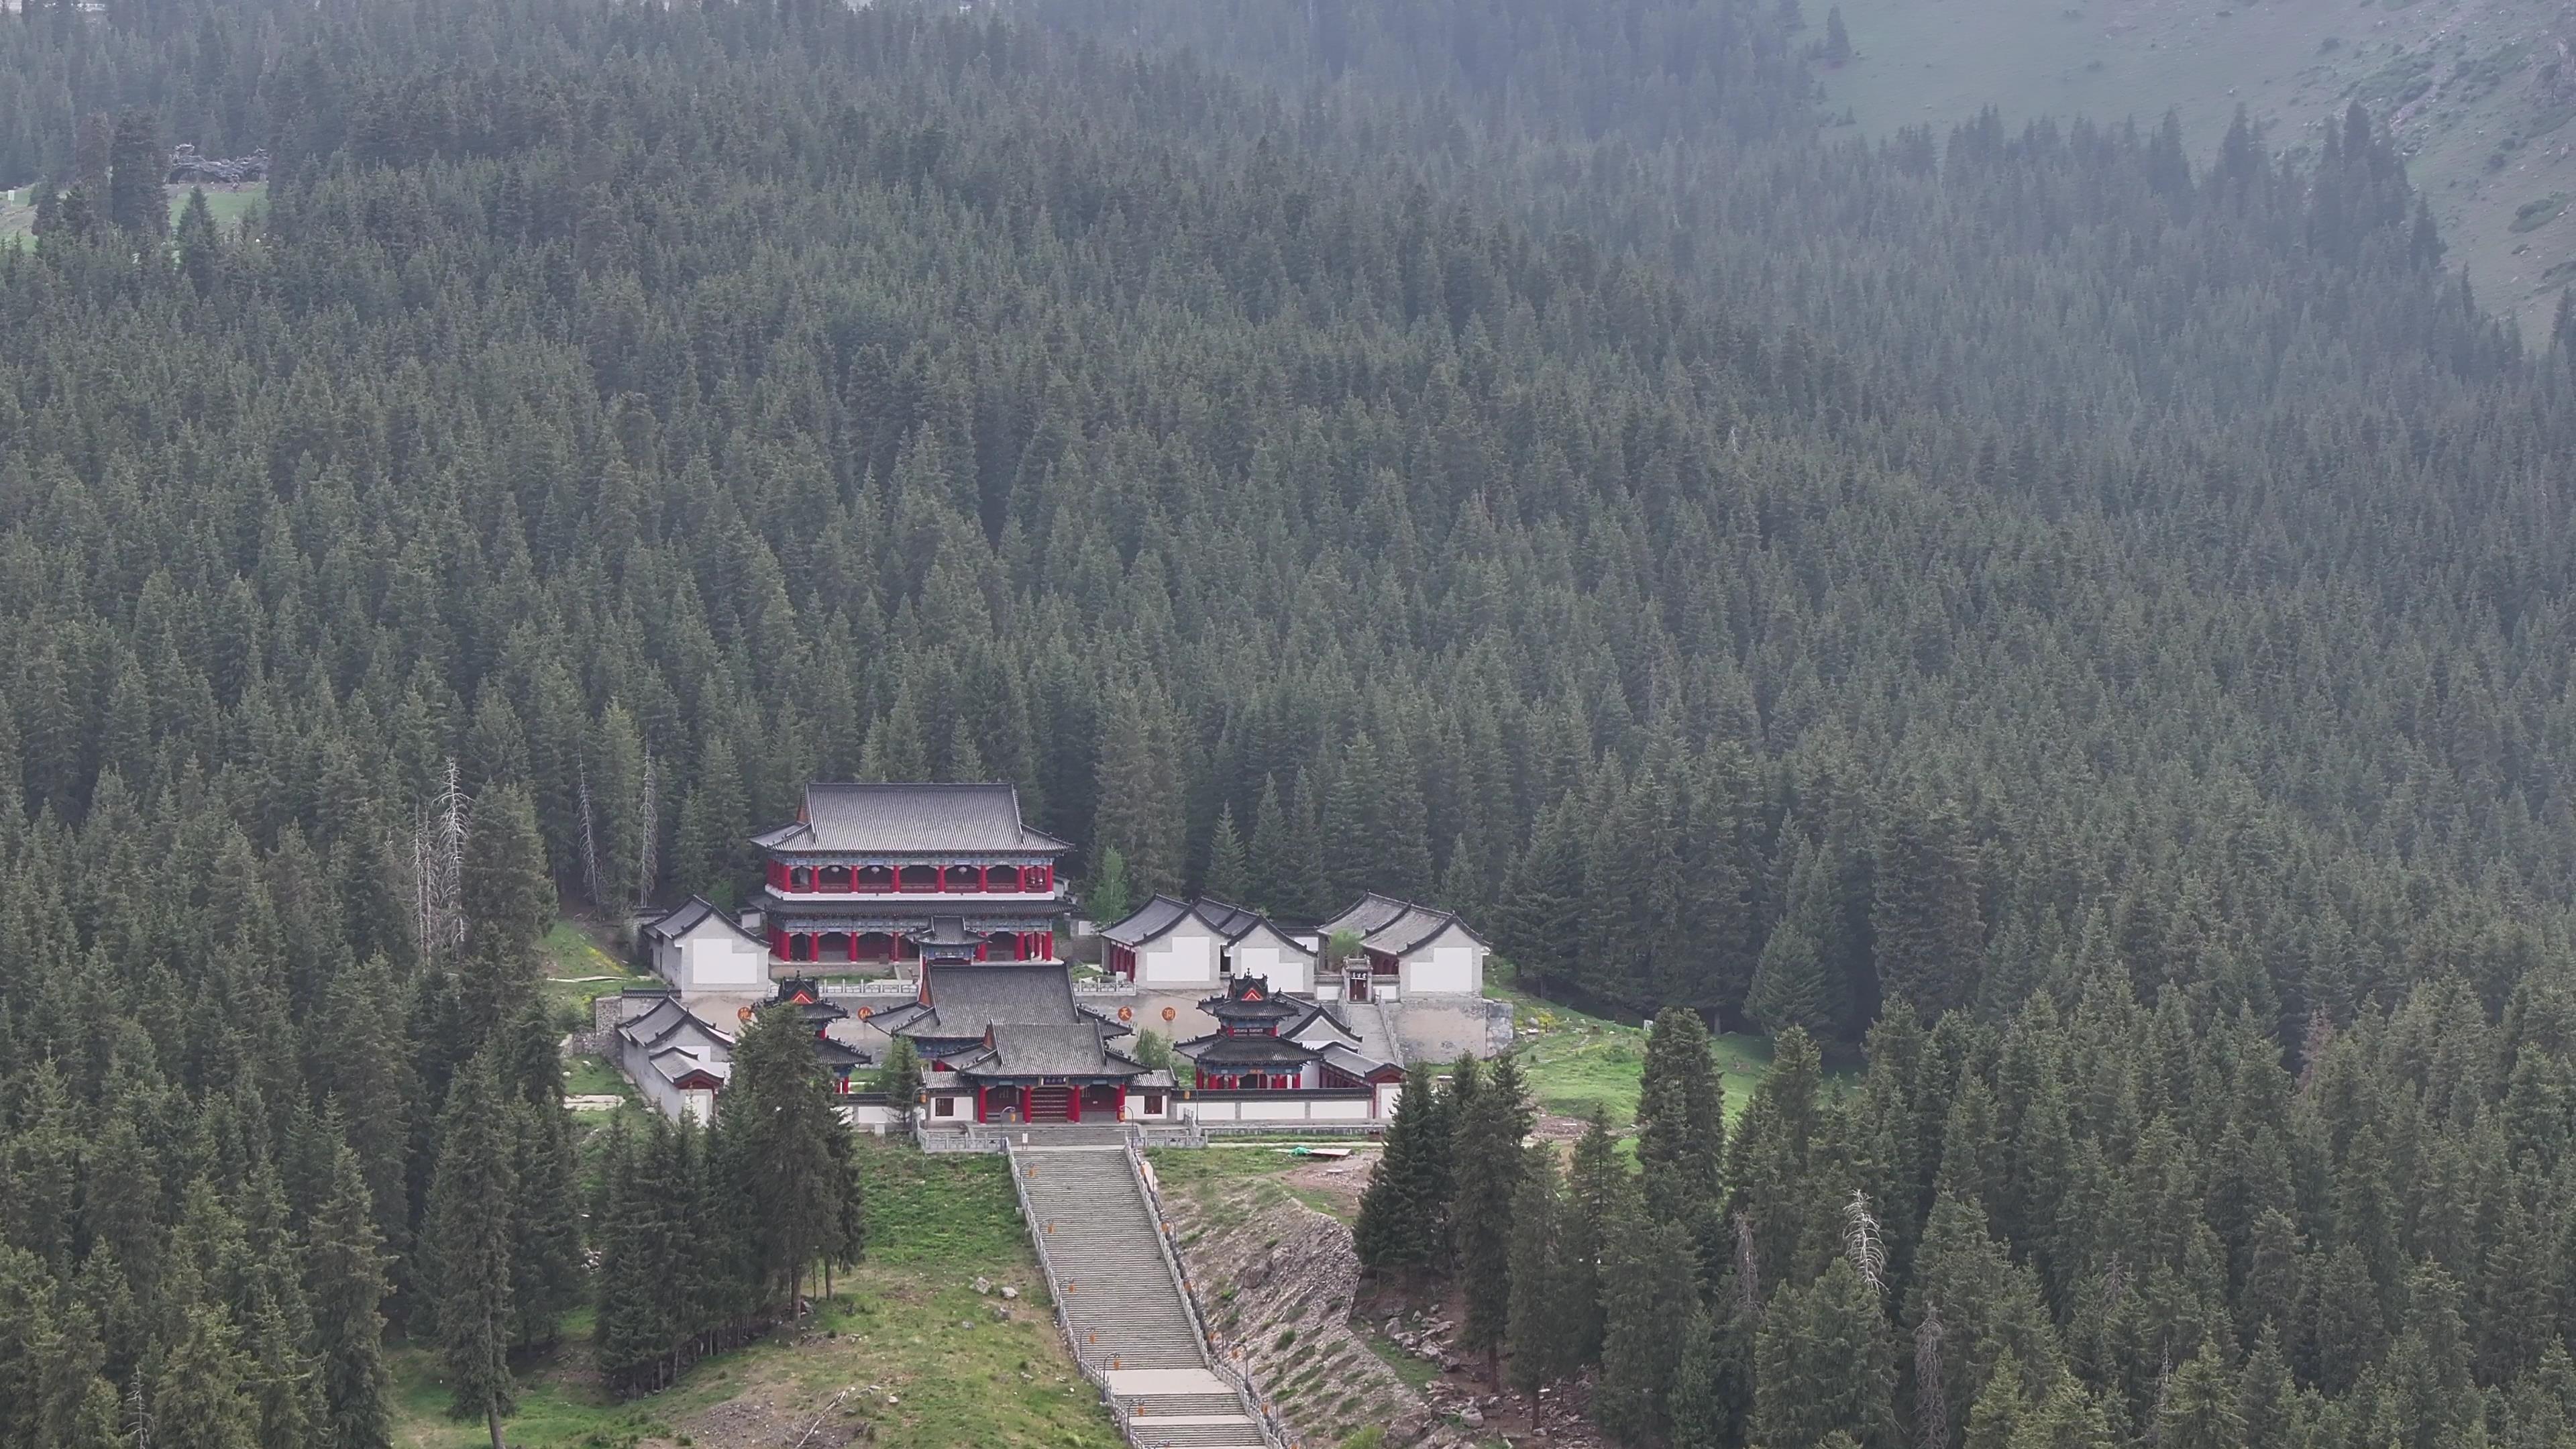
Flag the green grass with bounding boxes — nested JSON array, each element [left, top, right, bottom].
[[1497, 985, 1776, 1130], [0, 180, 266, 246], [560, 1053, 633, 1099], [1149, 1145, 1356, 1220], [391, 1139, 1120, 1448], [539, 919, 655, 1028], [174, 181, 264, 233]]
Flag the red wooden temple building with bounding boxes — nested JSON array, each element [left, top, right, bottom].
[[751, 782, 1068, 968]]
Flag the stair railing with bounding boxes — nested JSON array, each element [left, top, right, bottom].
[[1123, 1146, 1291, 1449]]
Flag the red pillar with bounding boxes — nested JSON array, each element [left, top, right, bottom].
[[1068, 1087, 1081, 1124], [975, 1085, 987, 1123]]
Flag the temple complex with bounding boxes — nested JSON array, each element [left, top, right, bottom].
[[616, 780, 1501, 1129]]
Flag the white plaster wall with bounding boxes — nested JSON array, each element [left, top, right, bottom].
[[1374, 1080, 1403, 1118], [649, 935, 684, 985], [1403, 926, 1481, 994], [683, 931, 768, 991], [1138, 924, 1220, 987], [1231, 936, 1314, 993]]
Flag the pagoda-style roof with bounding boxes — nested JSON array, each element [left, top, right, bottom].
[[910, 916, 977, 948], [809, 1037, 869, 1069], [1178, 1033, 1325, 1069], [948, 1024, 1146, 1081], [1320, 893, 1489, 955], [774, 978, 851, 1025], [1198, 975, 1302, 1025], [752, 782, 1071, 855]]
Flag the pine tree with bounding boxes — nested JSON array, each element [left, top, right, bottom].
[[460, 784, 556, 1036], [1750, 836, 1854, 1039], [1087, 845, 1133, 926], [2151, 1341, 2244, 1449], [1355, 1064, 1451, 1275], [177, 186, 219, 295], [1453, 1055, 1533, 1377], [1635, 1006, 1726, 1240], [1872, 802, 1984, 1019], [151, 1305, 260, 1449], [1559, 1109, 1626, 1370], [1597, 1203, 1701, 1444], [425, 1055, 519, 1447], [1201, 802, 1252, 904], [105, 107, 165, 237], [1505, 1142, 1566, 1406], [1754, 1258, 1899, 1449], [1497, 800, 1586, 997], [1669, 1304, 1726, 1449], [880, 1035, 924, 1117], [720, 1002, 848, 1309], [309, 1144, 394, 1449]]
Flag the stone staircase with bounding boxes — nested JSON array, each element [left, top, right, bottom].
[[1008, 1137, 1277, 1449]]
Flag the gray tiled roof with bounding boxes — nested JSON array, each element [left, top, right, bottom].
[[1178, 1033, 1323, 1067], [643, 895, 764, 946], [756, 783, 1071, 854], [893, 964, 1082, 1038], [1319, 1044, 1399, 1080], [1319, 892, 1487, 954], [951, 1024, 1144, 1078], [1099, 894, 1193, 947]]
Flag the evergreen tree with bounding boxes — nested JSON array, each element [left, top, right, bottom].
[[1597, 1203, 1701, 1443], [1505, 1142, 1566, 1406], [151, 1305, 260, 1449], [1453, 1055, 1533, 1376], [1754, 1258, 1900, 1449], [1355, 1064, 1451, 1275], [1201, 802, 1252, 904], [1635, 1006, 1725, 1241], [309, 1143, 394, 1449], [1559, 1109, 1626, 1370], [1668, 1304, 1726, 1449], [880, 1034, 924, 1116], [105, 107, 164, 237], [424, 1056, 519, 1447], [720, 1002, 848, 1308], [1087, 844, 1133, 927], [176, 186, 218, 295], [1873, 802, 1984, 1019]]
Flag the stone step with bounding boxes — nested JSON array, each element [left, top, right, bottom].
[[1128, 1413, 1267, 1433], [1009, 1142, 1272, 1443], [1128, 1394, 1250, 1417]]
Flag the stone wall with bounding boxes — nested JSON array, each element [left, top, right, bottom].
[[1161, 1170, 1481, 1448]]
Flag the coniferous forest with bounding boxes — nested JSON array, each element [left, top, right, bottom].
[[4, 0, 2576, 1445]]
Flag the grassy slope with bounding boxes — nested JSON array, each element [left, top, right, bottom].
[[0, 180, 266, 243], [390, 1142, 1122, 1449], [1497, 985, 1778, 1130], [1817, 0, 2576, 335]]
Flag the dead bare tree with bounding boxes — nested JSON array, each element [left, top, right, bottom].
[[577, 761, 602, 906], [1735, 1209, 1764, 1320], [1843, 1189, 1886, 1295], [409, 759, 470, 959], [635, 751, 658, 908]]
